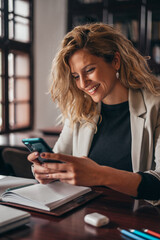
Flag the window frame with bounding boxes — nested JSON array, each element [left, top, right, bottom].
[[0, 0, 34, 134]]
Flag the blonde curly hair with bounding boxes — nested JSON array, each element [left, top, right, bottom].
[[50, 23, 160, 127]]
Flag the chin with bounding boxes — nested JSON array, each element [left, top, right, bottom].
[[91, 97, 102, 103]]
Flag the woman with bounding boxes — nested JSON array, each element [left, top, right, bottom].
[[28, 23, 160, 205]]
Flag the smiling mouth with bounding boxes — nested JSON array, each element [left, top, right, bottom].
[[88, 84, 100, 94]]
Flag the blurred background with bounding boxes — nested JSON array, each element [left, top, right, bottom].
[[0, 0, 160, 134]]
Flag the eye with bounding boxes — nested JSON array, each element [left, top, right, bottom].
[[86, 67, 95, 73]]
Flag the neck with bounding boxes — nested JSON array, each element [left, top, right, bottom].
[[102, 82, 128, 105]]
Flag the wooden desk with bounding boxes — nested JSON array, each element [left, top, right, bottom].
[[1, 187, 160, 240], [39, 126, 63, 135], [0, 131, 58, 148]]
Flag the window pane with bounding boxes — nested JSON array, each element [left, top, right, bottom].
[[8, 53, 14, 77], [9, 103, 30, 128], [15, 15, 29, 24], [9, 77, 14, 101], [15, 0, 30, 17], [8, 14, 14, 39], [9, 15, 30, 42], [8, 0, 30, 42], [15, 21, 30, 42], [9, 0, 30, 17], [9, 78, 30, 102], [16, 79, 30, 101], [8, 52, 30, 77], [15, 54, 30, 76], [8, 0, 13, 12]]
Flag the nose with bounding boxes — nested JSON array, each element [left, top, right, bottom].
[[79, 74, 89, 89]]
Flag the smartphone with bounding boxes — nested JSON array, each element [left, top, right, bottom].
[[22, 137, 61, 163]]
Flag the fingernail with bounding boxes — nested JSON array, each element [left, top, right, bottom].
[[46, 174, 49, 178], [35, 152, 39, 156]]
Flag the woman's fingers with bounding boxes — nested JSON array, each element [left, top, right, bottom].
[[27, 152, 71, 184], [43, 162, 72, 173], [34, 168, 56, 184], [33, 163, 50, 173], [28, 152, 100, 186], [33, 162, 48, 183], [40, 153, 76, 163], [41, 153, 80, 170], [27, 152, 40, 164], [34, 171, 59, 184], [33, 161, 64, 184], [43, 172, 75, 184]]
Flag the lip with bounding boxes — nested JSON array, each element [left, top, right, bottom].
[[87, 84, 100, 95]]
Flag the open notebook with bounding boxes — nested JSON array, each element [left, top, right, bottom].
[[0, 175, 37, 195], [0, 175, 100, 216]]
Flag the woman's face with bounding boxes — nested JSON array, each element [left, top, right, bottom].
[[69, 48, 127, 105]]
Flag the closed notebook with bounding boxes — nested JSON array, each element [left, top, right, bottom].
[[0, 205, 30, 234], [1, 181, 91, 211]]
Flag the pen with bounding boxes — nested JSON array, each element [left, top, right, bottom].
[[130, 229, 160, 240], [117, 228, 145, 240], [6, 184, 34, 192], [121, 234, 134, 240], [143, 229, 160, 239]]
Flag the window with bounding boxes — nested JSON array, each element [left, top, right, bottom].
[[0, 0, 33, 133]]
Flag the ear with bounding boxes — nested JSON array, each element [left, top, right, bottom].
[[112, 52, 121, 70]]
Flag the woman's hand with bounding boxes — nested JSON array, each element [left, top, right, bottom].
[[27, 152, 58, 184], [29, 152, 102, 186], [27, 152, 142, 197]]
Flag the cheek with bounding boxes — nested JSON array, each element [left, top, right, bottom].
[[75, 81, 79, 88], [75, 80, 81, 90], [101, 72, 116, 86]]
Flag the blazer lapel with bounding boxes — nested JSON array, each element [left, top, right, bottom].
[[129, 89, 146, 172], [77, 123, 97, 156], [76, 103, 101, 157]]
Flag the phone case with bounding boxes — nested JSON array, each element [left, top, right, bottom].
[[22, 138, 61, 163]]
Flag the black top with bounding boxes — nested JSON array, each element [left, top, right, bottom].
[[89, 101, 132, 171], [88, 101, 160, 200]]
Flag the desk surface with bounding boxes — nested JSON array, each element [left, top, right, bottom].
[[1, 187, 160, 240], [0, 131, 58, 149]]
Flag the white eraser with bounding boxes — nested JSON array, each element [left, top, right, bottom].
[[84, 212, 110, 227]]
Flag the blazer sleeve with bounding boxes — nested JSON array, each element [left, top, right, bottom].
[[152, 109, 160, 175], [145, 109, 160, 205], [53, 119, 73, 155]]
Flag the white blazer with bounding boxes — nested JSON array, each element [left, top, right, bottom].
[[53, 88, 160, 205]]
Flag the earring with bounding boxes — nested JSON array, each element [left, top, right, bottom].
[[116, 70, 120, 79]]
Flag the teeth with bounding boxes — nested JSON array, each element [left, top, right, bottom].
[[88, 85, 98, 93]]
